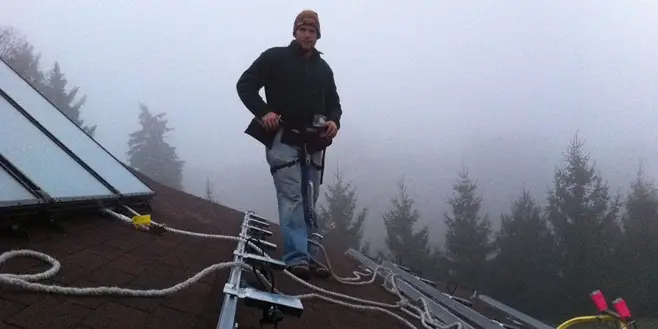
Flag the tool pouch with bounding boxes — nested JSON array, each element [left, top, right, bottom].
[[280, 127, 332, 153]]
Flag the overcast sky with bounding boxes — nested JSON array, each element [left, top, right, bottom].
[[2, 1, 658, 248]]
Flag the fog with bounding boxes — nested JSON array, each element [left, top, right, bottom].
[[3, 1, 658, 252]]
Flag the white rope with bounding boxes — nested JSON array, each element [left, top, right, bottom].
[[114, 208, 463, 329], [0, 249, 241, 297], [0, 208, 462, 329]]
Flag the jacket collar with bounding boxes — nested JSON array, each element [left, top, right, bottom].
[[288, 40, 323, 57]]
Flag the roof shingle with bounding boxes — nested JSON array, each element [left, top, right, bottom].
[[1, 172, 528, 329]]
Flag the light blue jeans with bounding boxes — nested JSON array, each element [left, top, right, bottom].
[[266, 129, 323, 267]]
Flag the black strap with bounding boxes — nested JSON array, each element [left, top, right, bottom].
[[320, 149, 326, 185], [308, 160, 323, 171], [269, 148, 323, 175], [269, 159, 299, 175]]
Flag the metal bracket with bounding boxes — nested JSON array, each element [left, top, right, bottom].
[[235, 251, 287, 271], [224, 284, 304, 318], [246, 225, 273, 238], [244, 238, 277, 251], [395, 264, 439, 287], [441, 293, 473, 307], [397, 264, 413, 273], [247, 214, 270, 228], [419, 277, 438, 287]]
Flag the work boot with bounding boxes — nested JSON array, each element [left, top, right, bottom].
[[310, 263, 331, 279], [287, 264, 311, 281]]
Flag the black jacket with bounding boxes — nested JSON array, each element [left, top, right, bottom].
[[236, 40, 343, 149]]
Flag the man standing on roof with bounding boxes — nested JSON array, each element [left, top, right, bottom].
[[236, 9, 342, 281]]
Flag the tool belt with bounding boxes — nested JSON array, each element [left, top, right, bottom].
[[269, 125, 330, 184], [279, 125, 332, 153]]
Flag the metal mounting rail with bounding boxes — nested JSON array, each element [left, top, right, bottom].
[[381, 260, 500, 329], [345, 248, 475, 329], [216, 212, 251, 329], [216, 211, 304, 329], [477, 294, 553, 329]]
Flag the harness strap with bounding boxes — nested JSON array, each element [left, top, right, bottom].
[[269, 159, 299, 175], [319, 149, 326, 185], [270, 149, 323, 175]]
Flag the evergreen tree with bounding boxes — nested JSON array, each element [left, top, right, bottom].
[[624, 163, 658, 241], [127, 104, 185, 190], [489, 188, 559, 318], [442, 169, 492, 289], [1, 27, 96, 136], [382, 177, 431, 274], [318, 168, 368, 249], [205, 177, 217, 203], [0, 26, 44, 88], [621, 163, 658, 314], [41, 62, 97, 137], [0, 26, 20, 58], [545, 133, 622, 315]]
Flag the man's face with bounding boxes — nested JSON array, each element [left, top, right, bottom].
[[294, 25, 318, 51]]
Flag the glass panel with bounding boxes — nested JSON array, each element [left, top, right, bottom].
[[0, 60, 153, 196], [0, 95, 115, 200], [0, 164, 39, 204]]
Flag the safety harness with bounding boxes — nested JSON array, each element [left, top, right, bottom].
[[269, 143, 325, 182], [269, 123, 330, 230]]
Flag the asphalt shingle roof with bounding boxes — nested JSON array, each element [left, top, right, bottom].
[[0, 172, 531, 329]]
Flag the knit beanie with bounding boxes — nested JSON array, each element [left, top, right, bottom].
[[293, 10, 321, 39]]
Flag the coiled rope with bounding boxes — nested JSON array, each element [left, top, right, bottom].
[[0, 208, 462, 329]]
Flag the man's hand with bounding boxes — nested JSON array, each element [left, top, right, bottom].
[[321, 120, 338, 139], [260, 112, 281, 131]]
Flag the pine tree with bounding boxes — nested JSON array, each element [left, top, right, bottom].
[[0, 26, 20, 58], [546, 133, 622, 315], [41, 62, 97, 137], [0, 26, 44, 88], [205, 177, 217, 203], [489, 188, 559, 318], [382, 177, 431, 274], [442, 169, 492, 289], [318, 168, 368, 249], [624, 163, 658, 242], [620, 163, 658, 314], [1, 28, 97, 137], [127, 104, 185, 190]]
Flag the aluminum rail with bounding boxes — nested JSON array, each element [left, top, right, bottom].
[[345, 248, 475, 329], [380, 261, 501, 329], [477, 294, 553, 329], [216, 211, 251, 329]]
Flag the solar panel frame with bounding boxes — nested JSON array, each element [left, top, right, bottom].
[[0, 149, 123, 219], [477, 294, 553, 329], [0, 157, 43, 208], [0, 58, 155, 201], [0, 90, 118, 203]]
